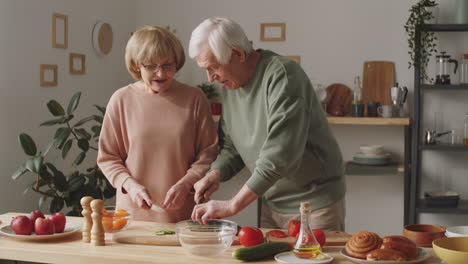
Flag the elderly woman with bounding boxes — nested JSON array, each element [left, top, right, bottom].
[[97, 26, 218, 223], [189, 18, 346, 231]]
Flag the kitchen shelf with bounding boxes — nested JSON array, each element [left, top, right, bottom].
[[420, 24, 468, 32], [327, 117, 410, 126], [421, 84, 468, 90], [419, 144, 468, 151], [416, 199, 468, 214], [345, 162, 404, 176]]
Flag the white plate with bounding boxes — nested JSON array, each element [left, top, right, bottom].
[[354, 152, 392, 159], [0, 223, 80, 241], [446, 226, 468, 237], [275, 251, 333, 264], [340, 248, 430, 264]]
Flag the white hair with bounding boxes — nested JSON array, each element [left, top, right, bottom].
[[189, 17, 253, 64]]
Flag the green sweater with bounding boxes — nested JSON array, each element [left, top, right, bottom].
[[210, 50, 346, 213]]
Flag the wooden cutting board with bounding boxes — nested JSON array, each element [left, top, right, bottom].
[[325, 83, 352, 116], [362, 61, 396, 114]]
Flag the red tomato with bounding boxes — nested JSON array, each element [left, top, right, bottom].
[[267, 230, 287, 238], [288, 220, 301, 237], [238, 226, 264, 247], [294, 229, 326, 247]]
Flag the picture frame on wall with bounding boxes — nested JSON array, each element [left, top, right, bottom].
[[52, 13, 68, 49], [40, 64, 58, 87], [260, 23, 286, 41], [69, 53, 86, 74]]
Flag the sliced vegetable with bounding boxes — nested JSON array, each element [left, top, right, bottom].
[[155, 230, 175, 235], [232, 242, 291, 261], [267, 229, 287, 238]]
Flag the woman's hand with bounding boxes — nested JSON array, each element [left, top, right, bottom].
[[191, 200, 235, 222], [122, 178, 153, 209], [193, 170, 221, 204], [162, 181, 192, 210]]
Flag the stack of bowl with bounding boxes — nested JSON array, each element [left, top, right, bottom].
[[446, 226, 468, 237]]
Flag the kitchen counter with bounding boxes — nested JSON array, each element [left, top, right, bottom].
[[0, 213, 440, 264]]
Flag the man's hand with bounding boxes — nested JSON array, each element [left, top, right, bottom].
[[193, 170, 221, 204], [122, 178, 152, 209], [162, 181, 192, 210], [191, 200, 235, 222]]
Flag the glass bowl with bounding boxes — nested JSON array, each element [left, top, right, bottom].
[[102, 206, 133, 233], [176, 219, 237, 256]]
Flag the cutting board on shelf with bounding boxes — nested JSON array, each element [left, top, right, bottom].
[[325, 83, 353, 116], [362, 61, 396, 114]]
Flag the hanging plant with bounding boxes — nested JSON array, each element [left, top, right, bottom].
[[405, 0, 438, 82]]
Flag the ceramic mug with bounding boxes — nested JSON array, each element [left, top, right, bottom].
[[367, 102, 380, 117], [378, 105, 394, 118]]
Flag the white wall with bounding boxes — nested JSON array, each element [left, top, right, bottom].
[[0, 0, 135, 214], [134, 0, 468, 234]]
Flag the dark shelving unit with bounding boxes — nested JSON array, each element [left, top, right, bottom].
[[409, 24, 468, 224]]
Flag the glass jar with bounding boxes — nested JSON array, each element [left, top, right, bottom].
[[464, 113, 468, 146], [460, 54, 468, 84]]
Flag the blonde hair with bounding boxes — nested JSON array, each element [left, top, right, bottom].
[[189, 17, 253, 64], [125, 26, 185, 80]]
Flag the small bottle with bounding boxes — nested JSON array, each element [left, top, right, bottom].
[[292, 202, 322, 258], [464, 113, 468, 146]]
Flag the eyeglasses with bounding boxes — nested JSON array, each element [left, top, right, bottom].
[[142, 63, 175, 73]]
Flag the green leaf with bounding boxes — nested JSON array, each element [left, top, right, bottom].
[[47, 100, 65, 117], [42, 140, 55, 156], [54, 127, 71, 149], [62, 139, 73, 159], [38, 165, 52, 183], [73, 116, 94, 127], [77, 139, 89, 152], [67, 92, 81, 115], [93, 115, 103, 124], [94, 104, 106, 115], [33, 156, 44, 173], [74, 128, 91, 140], [91, 125, 101, 138], [40, 117, 66, 127], [63, 114, 74, 123], [103, 181, 116, 199], [12, 165, 28, 180], [19, 133, 37, 156], [68, 174, 85, 192], [72, 152, 86, 166], [25, 158, 36, 173], [52, 169, 67, 192], [49, 197, 64, 213]]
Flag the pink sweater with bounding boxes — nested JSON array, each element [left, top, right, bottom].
[[97, 83, 218, 222]]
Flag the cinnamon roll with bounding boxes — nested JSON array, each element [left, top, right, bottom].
[[345, 231, 383, 259]]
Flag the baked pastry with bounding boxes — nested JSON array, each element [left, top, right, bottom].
[[366, 248, 407, 261], [345, 231, 382, 259], [381, 236, 418, 260]]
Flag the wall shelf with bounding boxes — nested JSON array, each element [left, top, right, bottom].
[[419, 144, 468, 151], [345, 162, 404, 176], [416, 200, 468, 214], [421, 84, 468, 90], [327, 117, 410, 126], [420, 24, 468, 32]]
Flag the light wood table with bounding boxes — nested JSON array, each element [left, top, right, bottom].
[[0, 213, 441, 264]]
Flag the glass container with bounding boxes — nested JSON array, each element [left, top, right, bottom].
[[292, 202, 322, 258]]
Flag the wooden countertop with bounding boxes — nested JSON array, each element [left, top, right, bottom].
[[0, 213, 440, 264]]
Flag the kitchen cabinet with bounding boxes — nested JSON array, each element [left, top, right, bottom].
[[409, 24, 468, 224]]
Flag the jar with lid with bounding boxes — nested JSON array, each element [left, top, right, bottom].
[[460, 54, 468, 84], [464, 113, 468, 146]]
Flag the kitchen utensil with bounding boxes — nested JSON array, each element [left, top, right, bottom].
[[340, 248, 430, 264], [424, 130, 452, 144], [435, 51, 458, 85], [176, 219, 237, 256], [113, 229, 181, 246], [433, 237, 468, 264], [377, 105, 394, 118], [366, 102, 380, 117], [362, 61, 396, 115], [403, 224, 446, 247], [0, 223, 80, 241], [102, 206, 133, 233], [446, 226, 468, 237], [325, 83, 352, 116]]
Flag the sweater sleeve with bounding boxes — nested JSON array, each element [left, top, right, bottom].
[[181, 95, 219, 185], [246, 65, 312, 196], [97, 94, 132, 191]]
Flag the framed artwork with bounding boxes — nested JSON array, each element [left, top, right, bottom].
[[260, 23, 286, 41], [287, 56, 301, 64], [69, 53, 86, 74], [40, 64, 58, 87], [52, 13, 68, 49]]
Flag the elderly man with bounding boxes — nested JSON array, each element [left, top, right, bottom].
[[189, 17, 346, 230]]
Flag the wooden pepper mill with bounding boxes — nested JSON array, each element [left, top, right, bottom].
[[80, 196, 94, 243], [90, 199, 105, 246]]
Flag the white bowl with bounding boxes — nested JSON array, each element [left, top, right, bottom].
[[359, 145, 384, 156], [446, 226, 468, 237]]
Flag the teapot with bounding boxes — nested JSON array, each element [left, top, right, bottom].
[[435, 52, 458, 85], [424, 130, 452, 144]]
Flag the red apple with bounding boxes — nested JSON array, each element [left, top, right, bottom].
[[34, 217, 55, 235], [10, 216, 33, 235], [48, 212, 66, 233], [29, 210, 45, 232]]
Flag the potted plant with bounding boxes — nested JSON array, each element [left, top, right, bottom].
[[197, 82, 222, 115], [405, 0, 439, 82], [11, 92, 115, 216]]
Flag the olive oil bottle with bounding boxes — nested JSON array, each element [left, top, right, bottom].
[[292, 202, 322, 258]]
